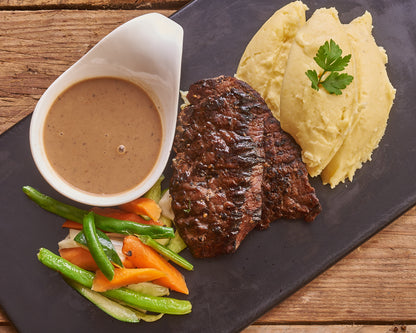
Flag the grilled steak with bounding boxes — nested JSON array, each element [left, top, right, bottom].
[[170, 76, 266, 258], [260, 113, 321, 228], [170, 76, 321, 258]]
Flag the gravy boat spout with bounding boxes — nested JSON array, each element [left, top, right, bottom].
[[30, 13, 184, 206]]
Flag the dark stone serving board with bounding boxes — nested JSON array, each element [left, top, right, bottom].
[[1, 0, 415, 332]]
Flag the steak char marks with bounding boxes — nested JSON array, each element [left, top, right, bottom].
[[170, 76, 321, 258], [171, 76, 266, 258], [261, 114, 322, 228]]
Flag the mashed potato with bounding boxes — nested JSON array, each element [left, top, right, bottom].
[[320, 12, 396, 187], [280, 7, 358, 177], [235, 1, 308, 119], [237, 2, 395, 188]]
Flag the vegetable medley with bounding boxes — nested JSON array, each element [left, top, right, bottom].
[[23, 176, 192, 323]]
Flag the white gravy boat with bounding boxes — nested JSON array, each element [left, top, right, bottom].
[[29, 13, 183, 206]]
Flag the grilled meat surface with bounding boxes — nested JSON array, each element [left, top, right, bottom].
[[170, 76, 321, 258], [260, 113, 322, 228]]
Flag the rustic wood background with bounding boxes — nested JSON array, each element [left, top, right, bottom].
[[0, 1, 415, 332]]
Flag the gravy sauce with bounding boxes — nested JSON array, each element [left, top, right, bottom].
[[43, 77, 162, 195]]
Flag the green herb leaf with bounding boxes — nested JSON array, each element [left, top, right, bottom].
[[306, 70, 319, 91], [75, 229, 124, 268], [314, 39, 342, 70], [327, 54, 351, 72], [306, 39, 353, 95], [321, 72, 354, 96]]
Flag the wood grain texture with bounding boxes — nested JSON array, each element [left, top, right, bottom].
[[244, 325, 416, 333], [0, 0, 189, 9], [0, 9, 174, 135], [1, 4, 416, 333], [256, 206, 416, 324]]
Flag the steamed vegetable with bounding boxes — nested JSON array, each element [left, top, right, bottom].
[[59, 247, 99, 271], [23, 186, 174, 239], [75, 228, 123, 268], [92, 267, 166, 292], [120, 197, 162, 223], [144, 175, 164, 202], [38, 247, 95, 287], [137, 235, 193, 271], [93, 216, 172, 239], [37, 248, 192, 315], [126, 282, 169, 297], [154, 215, 172, 246], [123, 257, 136, 269], [61, 220, 82, 230], [119, 175, 163, 223], [31, 179, 192, 323], [92, 207, 158, 225], [102, 287, 191, 315], [82, 212, 115, 281], [133, 311, 164, 322], [122, 236, 189, 295], [167, 231, 188, 254], [65, 278, 139, 323], [158, 190, 175, 220]]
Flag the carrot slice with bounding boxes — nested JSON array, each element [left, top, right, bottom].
[[122, 235, 189, 294], [119, 198, 162, 223], [92, 267, 166, 292], [62, 220, 82, 230], [122, 257, 136, 269], [59, 247, 98, 271]]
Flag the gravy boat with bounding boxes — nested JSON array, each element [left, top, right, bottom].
[[30, 13, 183, 206]]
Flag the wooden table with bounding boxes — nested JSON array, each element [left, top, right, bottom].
[[1, 1, 415, 332]]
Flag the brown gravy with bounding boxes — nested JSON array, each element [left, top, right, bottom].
[[43, 77, 162, 195]]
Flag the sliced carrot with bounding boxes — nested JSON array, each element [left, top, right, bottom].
[[92, 267, 166, 292], [62, 220, 82, 230], [119, 198, 162, 223], [59, 247, 98, 271], [92, 207, 162, 226], [122, 257, 136, 269], [60, 244, 134, 270], [122, 235, 189, 295]]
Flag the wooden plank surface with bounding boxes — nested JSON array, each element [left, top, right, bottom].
[[0, 0, 189, 9], [257, 206, 416, 324], [0, 4, 415, 333], [0, 9, 175, 135], [244, 325, 416, 333]]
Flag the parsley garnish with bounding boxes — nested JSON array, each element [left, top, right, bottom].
[[305, 39, 353, 95]]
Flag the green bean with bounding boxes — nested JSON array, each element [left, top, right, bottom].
[[75, 229, 123, 268], [103, 288, 192, 315], [93, 216, 174, 239], [37, 248, 192, 315], [83, 212, 114, 280], [138, 235, 194, 271], [37, 248, 94, 287], [23, 186, 174, 239]]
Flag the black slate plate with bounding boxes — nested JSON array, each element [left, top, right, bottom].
[[1, 0, 416, 332]]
